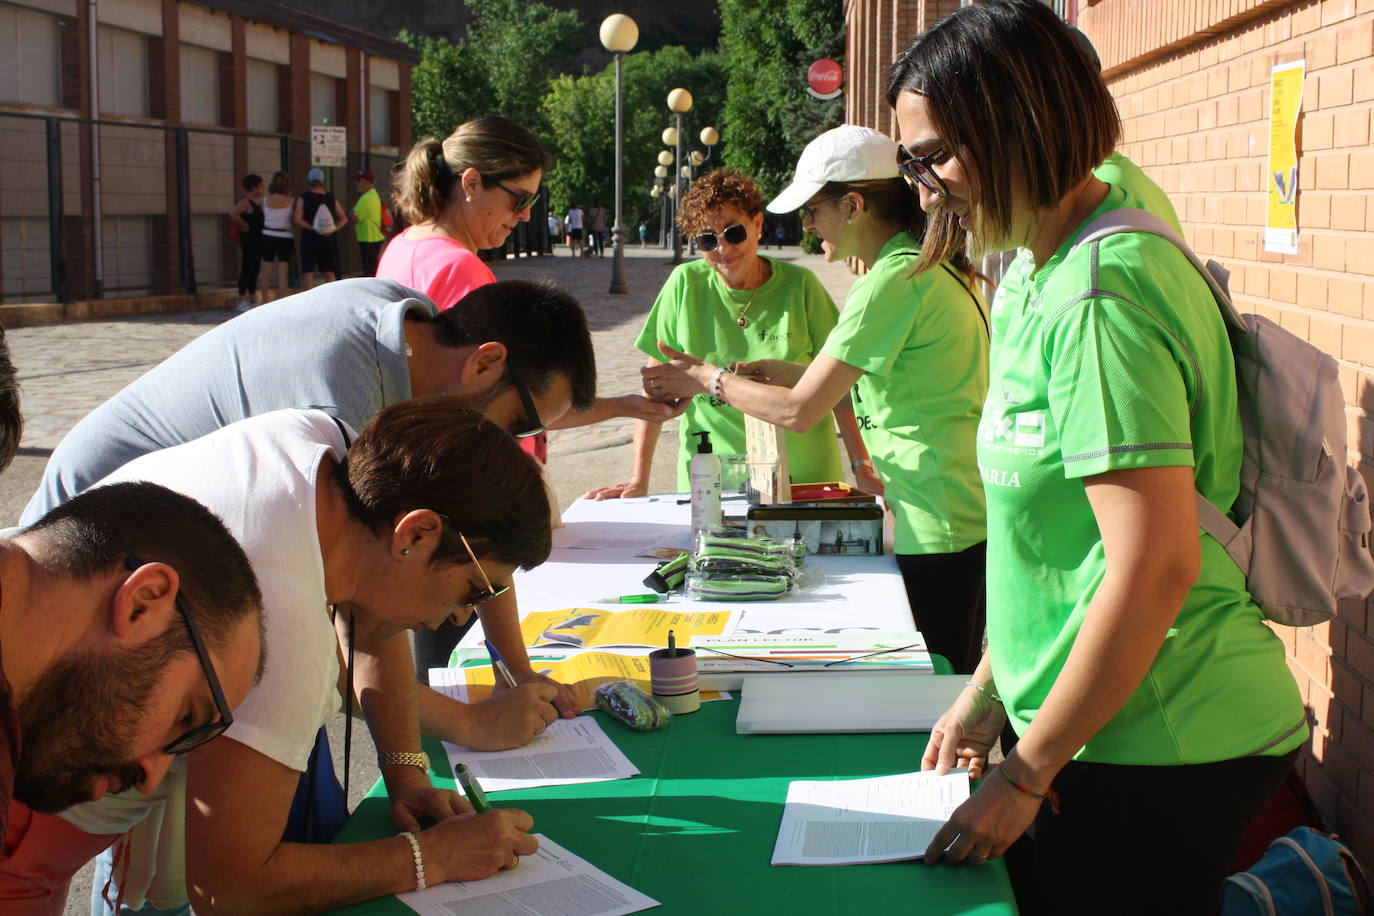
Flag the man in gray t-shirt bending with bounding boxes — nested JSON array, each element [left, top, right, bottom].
[[23, 277, 601, 524]]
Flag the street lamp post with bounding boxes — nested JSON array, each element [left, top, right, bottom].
[[600, 14, 638, 294], [657, 148, 675, 252], [667, 88, 693, 264], [653, 165, 669, 247]]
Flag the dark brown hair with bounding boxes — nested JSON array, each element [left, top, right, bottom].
[[678, 169, 763, 237], [430, 278, 596, 413], [337, 397, 552, 570], [394, 117, 549, 224], [0, 324, 21, 475], [886, 0, 1120, 269], [817, 177, 924, 237], [24, 481, 264, 652], [267, 171, 290, 195]]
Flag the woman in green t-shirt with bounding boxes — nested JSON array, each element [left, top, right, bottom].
[[888, 1, 1306, 910], [586, 169, 858, 499], [641, 126, 990, 674]]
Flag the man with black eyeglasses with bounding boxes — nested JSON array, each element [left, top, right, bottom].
[[0, 481, 262, 852]]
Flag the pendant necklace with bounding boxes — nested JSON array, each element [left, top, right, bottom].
[[734, 286, 761, 327]]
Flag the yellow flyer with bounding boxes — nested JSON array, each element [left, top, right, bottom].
[[518, 607, 737, 649], [454, 649, 725, 709], [1265, 59, 1304, 255]]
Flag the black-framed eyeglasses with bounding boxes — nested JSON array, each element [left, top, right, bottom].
[[504, 360, 545, 439], [456, 531, 512, 609], [124, 556, 234, 755], [694, 223, 749, 252], [494, 181, 539, 213], [896, 143, 951, 198], [798, 192, 848, 223]]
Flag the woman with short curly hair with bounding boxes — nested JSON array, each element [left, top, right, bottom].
[[588, 168, 857, 500]]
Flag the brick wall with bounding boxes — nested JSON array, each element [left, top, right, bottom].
[[844, 0, 1374, 867]]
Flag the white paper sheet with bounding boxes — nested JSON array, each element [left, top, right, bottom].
[[431, 671, 640, 792], [771, 770, 970, 866], [553, 521, 692, 551], [398, 834, 659, 915]]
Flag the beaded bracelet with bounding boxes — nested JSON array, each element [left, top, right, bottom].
[[709, 366, 732, 402], [964, 680, 1002, 704], [998, 764, 1061, 815], [398, 830, 427, 891]]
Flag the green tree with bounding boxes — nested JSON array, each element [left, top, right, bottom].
[[464, 0, 583, 132], [399, 30, 491, 143], [399, 0, 583, 143], [717, 0, 845, 197], [542, 46, 726, 233]]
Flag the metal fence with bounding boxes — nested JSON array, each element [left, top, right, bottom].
[[0, 112, 548, 305]]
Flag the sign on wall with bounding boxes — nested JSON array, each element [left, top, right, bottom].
[[806, 59, 844, 100], [311, 125, 348, 167], [1264, 60, 1304, 255]]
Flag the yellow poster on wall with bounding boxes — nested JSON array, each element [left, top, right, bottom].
[[1265, 60, 1305, 255]]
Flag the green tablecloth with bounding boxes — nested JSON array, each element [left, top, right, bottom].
[[327, 694, 1018, 916]]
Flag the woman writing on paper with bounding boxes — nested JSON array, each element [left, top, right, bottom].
[[586, 169, 860, 500], [888, 2, 1305, 911], [640, 126, 989, 674]]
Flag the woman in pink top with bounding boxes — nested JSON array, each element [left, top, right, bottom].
[[378, 117, 543, 310]]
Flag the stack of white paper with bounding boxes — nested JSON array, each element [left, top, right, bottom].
[[771, 770, 970, 866], [399, 834, 659, 915], [737, 673, 967, 734]]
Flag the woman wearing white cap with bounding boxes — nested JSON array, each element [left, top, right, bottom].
[[642, 126, 990, 673]]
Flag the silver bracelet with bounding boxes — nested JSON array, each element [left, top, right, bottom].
[[964, 680, 1002, 704], [398, 830, 427, 891], [709, 366, 731, 402]]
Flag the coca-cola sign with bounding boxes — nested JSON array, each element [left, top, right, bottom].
[[807, 59, 844, 100]]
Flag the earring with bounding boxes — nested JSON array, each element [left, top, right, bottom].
[[465, 195, 473, 202], [400, 548, 411, 557]]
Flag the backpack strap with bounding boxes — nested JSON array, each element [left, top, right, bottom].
[[892, 249, 991, 339], [1068, 208, 1248, 566]]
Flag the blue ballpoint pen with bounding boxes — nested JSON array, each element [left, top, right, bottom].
[[485, 640, 520, 689]]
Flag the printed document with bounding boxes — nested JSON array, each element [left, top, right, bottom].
[[429, 681, 640, 792], [521, 607, 738, 649], [398, 834, 659, 915], [771, 770, 970, 866]]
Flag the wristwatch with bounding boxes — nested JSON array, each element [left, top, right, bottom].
[[377, 751, 430, 772], [851, 458, 874, 472]]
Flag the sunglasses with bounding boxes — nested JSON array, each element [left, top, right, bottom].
[[456, 531, 512, 609], [799, 192, 848, 223], [493, 181, 539, 213], [896, 144, 951, 198], [694, 223, 749, 252], [124, 556, 234, 756], [504, 360, 545, 439]]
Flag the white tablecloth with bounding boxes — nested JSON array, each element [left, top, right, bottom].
[[457, 495, 915, 649]]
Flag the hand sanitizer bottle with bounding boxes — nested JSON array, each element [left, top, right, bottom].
[[689, 430, 722, 538]]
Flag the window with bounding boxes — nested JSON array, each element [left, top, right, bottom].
[[246, 59, 278, 132], [369, 85, 392, 147], [1, 216, 53, 300], [310, 72, 336, 126], [100, 215, 151, 293], [190, 214, 222, 285], [97, 25, 149, 117], [180, 44, 219, 125], [0, 4, 62, 108]]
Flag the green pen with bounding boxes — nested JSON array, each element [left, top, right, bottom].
[[455, 763, 490, 813], [594, 593, 663, 603]]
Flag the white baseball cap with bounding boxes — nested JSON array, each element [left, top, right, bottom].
[[766, 125, 901, 214]]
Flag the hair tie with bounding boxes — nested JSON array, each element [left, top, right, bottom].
[[429, 143, 454, 196]]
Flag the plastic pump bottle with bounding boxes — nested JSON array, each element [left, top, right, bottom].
[[689, 430, 722, 537]]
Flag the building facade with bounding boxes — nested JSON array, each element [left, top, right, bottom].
[[846, 0, 1374, 865], [0, 0, 415, 303]]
